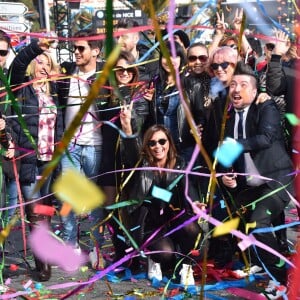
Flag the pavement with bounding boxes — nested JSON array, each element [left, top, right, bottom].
[[0, 201, 299, 300]]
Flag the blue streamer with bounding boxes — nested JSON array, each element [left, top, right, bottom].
[[251, 221, 300, 234], [256, 0, 292, 38], [102, 120, 138, 138], [137, 0, 215, 64]]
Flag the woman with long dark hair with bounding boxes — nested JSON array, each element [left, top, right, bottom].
[[118, 103, 202, 285]]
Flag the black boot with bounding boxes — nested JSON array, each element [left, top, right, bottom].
[[34, 256, 51, 282], [27, 205, 52, 281]]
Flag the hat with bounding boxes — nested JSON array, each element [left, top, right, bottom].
[[174, 30, 190, 49]]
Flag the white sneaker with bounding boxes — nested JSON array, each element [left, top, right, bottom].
[[74, 243, 82, 255], [179, 264, 195, 286], [89, 247, 104, 270], [0, 284, 8, 293], [232, 265, 264, 278], [148, 257, 162, 281], [260, 280, 287, 299]]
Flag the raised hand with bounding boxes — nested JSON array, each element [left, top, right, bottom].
[[120, 101, 133, 135], [232, 8, 244, 32], [215, 11, 227, 36], [273, 29, 290, 56]]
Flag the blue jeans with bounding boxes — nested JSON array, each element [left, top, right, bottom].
[[7, 179, 18, 220], [60, 143, 104, 248], [22, 163, 53, 217]]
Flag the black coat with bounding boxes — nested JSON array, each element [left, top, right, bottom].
[[9, 40, 63, 184], [225, 100, 294, 200], [120, 137, 200, 217]]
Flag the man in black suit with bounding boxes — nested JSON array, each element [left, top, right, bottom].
[[221, 61, 294, 298]]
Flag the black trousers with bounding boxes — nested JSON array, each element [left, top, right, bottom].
[[235, 184, 288, 283]]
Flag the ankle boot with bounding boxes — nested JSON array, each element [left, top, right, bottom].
[[34, 256, 51, 282], [27, 206, 52, 281]]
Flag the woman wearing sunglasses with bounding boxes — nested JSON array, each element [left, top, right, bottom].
[[8, 38, 63, 281], [117, 103, 203, 285], [100, 51, 139, 206], [152, 41, 190, 157], [99, 51, 154, 264]]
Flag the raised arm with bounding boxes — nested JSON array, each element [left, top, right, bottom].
[[266, 30, 290, 96], [9, 38, 53, 86]]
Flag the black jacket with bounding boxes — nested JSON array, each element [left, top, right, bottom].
[[120, 137, 200, 217], [9, 40, 64, 184], [224, 100, 294, 200], [182, 72, 211, 148], [0, 68, 20, 179], [266, 54, 296, 114]]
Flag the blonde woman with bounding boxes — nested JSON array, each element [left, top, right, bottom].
[[9, 39, 63, 281]]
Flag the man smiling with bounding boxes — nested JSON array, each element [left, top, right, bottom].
[[222, 61, 294, 299]]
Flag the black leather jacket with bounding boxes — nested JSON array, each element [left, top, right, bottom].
[[120, 137, 200, 215]]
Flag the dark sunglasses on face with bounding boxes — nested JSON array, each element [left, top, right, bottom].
[[211, 61, 231, 70], [115, 66, 135, 75], [188, 55, 208, 63], [72, 45, 87, 53], [0, 50, 8, 57], [147, 138, 168, 147]]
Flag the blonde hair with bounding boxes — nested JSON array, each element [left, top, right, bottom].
[[27, 52, 58, 95]]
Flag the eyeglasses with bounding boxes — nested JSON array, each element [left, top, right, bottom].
[[188, 55, 208, 63], [72, 45, 87, 53], [147, 138, 168, 147], [0, 50, 8, 57], [211, 62, 232, 70], [115, 66, 135, 75]]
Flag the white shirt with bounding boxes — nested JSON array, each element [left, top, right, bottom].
[[234, 106, 265, 186], [65, 68, 102, 146]]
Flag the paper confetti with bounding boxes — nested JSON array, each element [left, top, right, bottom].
[[213, 218, 240, 237], [151, 185, 172, 202], [285, 113, 300, 126], [52, 169, 106, 214], [29, 223, 88, 272], [245, 221, 257, 234], [213, 137, 244, 167]]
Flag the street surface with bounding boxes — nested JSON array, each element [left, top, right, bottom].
[[0, 202, 299, 299]]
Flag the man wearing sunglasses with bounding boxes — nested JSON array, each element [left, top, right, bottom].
[[58, 29, 107, 269], [115, 19, 158, 82]]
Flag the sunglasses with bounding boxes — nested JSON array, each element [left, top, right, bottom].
[[147, 30, 155, 36], [147, 138, 168, 147], [115, 66, 135, 75], [72, 45, 87, 53], [188, 55, 208, 63], [211, 62, 232, 70], [0, 50, 8, 57]]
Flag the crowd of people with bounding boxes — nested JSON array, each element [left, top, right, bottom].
[[0, 8, 298, 299]]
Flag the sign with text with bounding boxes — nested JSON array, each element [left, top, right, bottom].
[[93, 9, 147, 33], [0, 2, 28, 15], [0, 21, 29, 32]]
